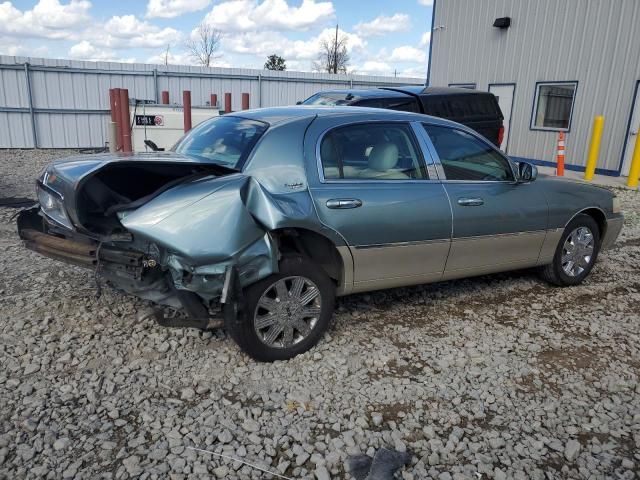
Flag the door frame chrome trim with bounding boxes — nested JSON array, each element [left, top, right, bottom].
[[418, 121, 519, 182], [452, 228, 548, 241], [354, 238, 450, 249]]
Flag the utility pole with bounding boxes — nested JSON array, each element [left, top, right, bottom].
[[333, 24, 338, 74]]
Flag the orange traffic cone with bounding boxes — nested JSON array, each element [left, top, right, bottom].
[[556, 131, 565, 176]]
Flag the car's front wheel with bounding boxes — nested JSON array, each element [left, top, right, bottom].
[[227, 256, 335, 362], [540, 213, 601, 286]]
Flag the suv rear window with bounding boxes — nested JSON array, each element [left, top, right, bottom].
[[425, 95, 500, 120]]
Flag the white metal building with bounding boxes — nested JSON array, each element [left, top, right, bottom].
[[0, 56, 422, 149], [428, 0, 640, 177]]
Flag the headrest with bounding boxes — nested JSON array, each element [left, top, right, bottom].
[[368, 143, 399, 171]]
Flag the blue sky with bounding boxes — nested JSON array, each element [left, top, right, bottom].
[[0, 0, 433, 77]]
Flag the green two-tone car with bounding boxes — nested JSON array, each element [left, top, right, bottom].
[[18, 107, 623, 361]]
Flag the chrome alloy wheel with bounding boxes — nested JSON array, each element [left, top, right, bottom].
[[561, 226, 595, 277], [253, 276, 322, 349]]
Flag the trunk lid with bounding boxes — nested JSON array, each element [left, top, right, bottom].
[[40, 152, 240, 236]]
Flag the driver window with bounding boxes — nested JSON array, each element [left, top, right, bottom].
[[320, 123, 427, 180], [422, 124, 514, 181]]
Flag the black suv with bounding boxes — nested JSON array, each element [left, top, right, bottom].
[[302, 86, 505, 147]]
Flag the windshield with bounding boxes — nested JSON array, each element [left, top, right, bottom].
[[173, 116, 268, 170], [302, 92, 357, 106]]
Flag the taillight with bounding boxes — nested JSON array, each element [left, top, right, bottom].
[[497, 125, 505, 146]]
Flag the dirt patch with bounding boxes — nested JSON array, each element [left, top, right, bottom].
[[537, 346, 610, 372]]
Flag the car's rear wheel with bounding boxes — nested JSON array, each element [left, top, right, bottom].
[[227, 256, 335, 362], [539, 214, 600, 286]]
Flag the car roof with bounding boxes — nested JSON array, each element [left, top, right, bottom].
[[229, 105, 459, 128], [307, 88, 411, 100], [384, 85, 493, 96]]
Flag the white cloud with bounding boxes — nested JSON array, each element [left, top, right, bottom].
[[0, 37, 49, 56], [417, 0, 433, 6], [87, 15, 182, 49], [419, 31, 431, 47], [204, 0, 334, 32], [355, 13, 410, 37], [389, 45, 426, 63], [0, 0, 91, 40], [68, 40, 136, 62], [223, 26, 365, 64], [146, 0, 210, 19], [357, 60, 392, 75]]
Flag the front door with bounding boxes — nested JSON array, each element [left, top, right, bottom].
[[622, 81, 640, 176], [420, 123, 548, 278], [488, 83, 515, 152], [305, 118, 452, 292]]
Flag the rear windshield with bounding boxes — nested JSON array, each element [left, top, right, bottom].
[[173, 116, 268, 169], [424, 95, 502, 120], [302, 92, 357, 106]]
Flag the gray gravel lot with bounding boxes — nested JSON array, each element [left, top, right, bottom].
[[1, 149, 639, 480]]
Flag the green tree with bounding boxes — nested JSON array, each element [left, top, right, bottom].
[[264, 54, 286, 71]]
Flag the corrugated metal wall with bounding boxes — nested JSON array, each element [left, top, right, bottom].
[[0, 56, 423, 149], [430, 0, 640, 175]]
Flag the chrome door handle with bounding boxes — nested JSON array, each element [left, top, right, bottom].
[[457, 197, 484, 206], [326, 198, 363, 209]]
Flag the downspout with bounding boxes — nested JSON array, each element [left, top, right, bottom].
[[426, 0, 437, 87]]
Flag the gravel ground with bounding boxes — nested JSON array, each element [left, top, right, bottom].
[[1, 149, 639, 480]]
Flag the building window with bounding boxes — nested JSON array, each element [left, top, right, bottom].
[[531, 82, 577, 131]]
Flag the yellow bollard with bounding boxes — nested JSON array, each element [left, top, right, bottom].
[[584, 116, 604, 181], [627, 127, 640, 188]]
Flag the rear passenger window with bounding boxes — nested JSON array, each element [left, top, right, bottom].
[[320, 123, 427, 180], [423, 124, 514, 181]]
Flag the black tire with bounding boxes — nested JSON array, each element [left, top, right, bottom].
[[227, 256, 335, 362], [539, 213, 601, 286]]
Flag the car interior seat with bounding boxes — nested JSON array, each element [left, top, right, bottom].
[[357, 143, 409, 179]]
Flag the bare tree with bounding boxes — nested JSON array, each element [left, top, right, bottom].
[[185, 23, 222, 67], [313, 25, 350, 74]]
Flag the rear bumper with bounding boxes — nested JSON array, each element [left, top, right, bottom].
[[602, 215, 624, 250], [17, 207, 146, 281], [16, 206, 235, 329]]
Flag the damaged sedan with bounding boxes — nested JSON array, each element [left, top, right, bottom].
[[18, 107, 623, 361]]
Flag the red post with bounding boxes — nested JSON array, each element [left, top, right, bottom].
[[183, 90, 192, 133], [109, 89, 118, 123], [112, 88, 123, 151], [161, 90, 169, 104], [224, 92, 232, 113], [210, 94, 218, 108], [109, 88, 121, 152], [241, 93, 249, 110], [118, 88, 132, 153]]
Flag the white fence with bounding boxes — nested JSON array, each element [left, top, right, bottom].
[[0, 56, 423, 149]]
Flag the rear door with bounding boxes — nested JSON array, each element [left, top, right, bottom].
[[305, 116, 452, 293], [419, 123, 548, 278]]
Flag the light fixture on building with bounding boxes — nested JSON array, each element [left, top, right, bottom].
[[493, 17, 511, 29]]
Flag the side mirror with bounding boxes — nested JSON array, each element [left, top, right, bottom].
[[296, 101, 302, 105], [518, 161, 537, 182]]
